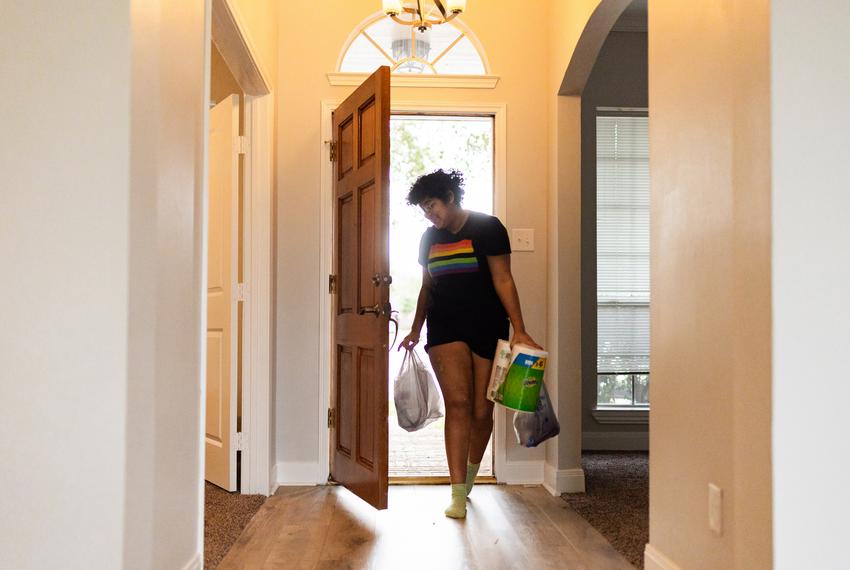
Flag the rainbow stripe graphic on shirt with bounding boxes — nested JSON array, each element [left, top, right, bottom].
[[427, 239, 479, 277]]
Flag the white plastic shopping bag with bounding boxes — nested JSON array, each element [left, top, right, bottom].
[[394, 349, 444, 432], [513, 381, 560, 447]]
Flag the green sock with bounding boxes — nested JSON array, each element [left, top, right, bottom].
[[465, 461, 481, 497], [444, 483, 467, 518]]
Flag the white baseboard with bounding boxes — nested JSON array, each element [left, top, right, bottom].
[[275, 461, 322, 486], [644, 544, 682, 570], [181, 552, 202, 570], [542, 463, 586, 495], [497, 459, 544, 484], [269, 463, 280, 495], [582, 431, 649, 451]]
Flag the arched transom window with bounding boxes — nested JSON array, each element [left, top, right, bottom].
[[339, 11, 488, 75]]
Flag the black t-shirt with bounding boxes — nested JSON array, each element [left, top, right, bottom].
[[418, 211, 511, 323]]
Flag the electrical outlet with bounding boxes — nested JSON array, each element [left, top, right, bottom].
[[708, 483, 723, 536], [512, 228, 534, 252]]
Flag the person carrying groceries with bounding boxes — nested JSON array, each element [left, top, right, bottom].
[[399, 169, 542, 519]]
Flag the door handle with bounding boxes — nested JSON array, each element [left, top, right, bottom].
[[388, 313, 399, 351], [358, 301, 392, 318]]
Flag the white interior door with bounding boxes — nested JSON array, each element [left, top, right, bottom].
[[205, 95, 239, 491]]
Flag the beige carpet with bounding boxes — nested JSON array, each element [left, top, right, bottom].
[[205, 482, 267, 569], [561, 452, 649, 569]]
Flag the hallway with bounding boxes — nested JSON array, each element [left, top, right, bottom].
[[5, 1, 850, 567], [218, 485, 633, 569]]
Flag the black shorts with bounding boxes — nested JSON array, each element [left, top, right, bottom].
[[424, 312, 510, 360]]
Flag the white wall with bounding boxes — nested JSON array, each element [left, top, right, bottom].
[[0, 2, 207, 568], [772, 1, 850, 567], [123, 0, 208, 567], [0, 3, 131, 567]]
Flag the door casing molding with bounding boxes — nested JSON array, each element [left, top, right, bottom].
[[203, 0, 275, 496], [317, 100, 510, 485], [239, 92, 274, 495]]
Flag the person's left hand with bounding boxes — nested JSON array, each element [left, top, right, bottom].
[[511, 330, 543, 350]]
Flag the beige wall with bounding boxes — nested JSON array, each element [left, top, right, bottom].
[[648, 0, 772, 568], [211, 43, 243, 105], [546, 0, 613, 487], [230, 0, 279, 85], [275, 0, 556, 480]]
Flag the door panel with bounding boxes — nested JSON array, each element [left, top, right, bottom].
[[357, 348, 376, 467], [338, 193, 356, 314], [359, 183, 377, 309], [205, 94, 239, 491], [330, 66, 391, 509], [337, 346, 354, 457], [359, 98, 376, 164], [339, 118, 354, 178]]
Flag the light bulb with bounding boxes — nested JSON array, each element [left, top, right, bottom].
[[383, 0, 403, 16], [446, 0, 466, 13]]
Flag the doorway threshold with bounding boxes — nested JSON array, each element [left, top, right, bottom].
[[389, 476, 499, 485]]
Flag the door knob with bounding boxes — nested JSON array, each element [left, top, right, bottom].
[[358, 301, 392, 318]]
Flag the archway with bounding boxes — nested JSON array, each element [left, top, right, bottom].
[[560, 0, 632, 95], [548, 1, 648, 566]]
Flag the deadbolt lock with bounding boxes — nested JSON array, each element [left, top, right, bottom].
[[371, 273, 393, 287]]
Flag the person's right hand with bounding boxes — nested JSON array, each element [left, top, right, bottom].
[[398, 331, 420, 351]]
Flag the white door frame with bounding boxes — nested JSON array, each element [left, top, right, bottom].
[[239, 93, 274, 495], [317, 100, 512, 485], [206, 0, 275, 496]]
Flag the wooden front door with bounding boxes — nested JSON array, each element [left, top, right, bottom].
[[330, 66, 391, 509]]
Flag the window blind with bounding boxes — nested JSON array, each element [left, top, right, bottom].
[[597, 114, 650, 374]]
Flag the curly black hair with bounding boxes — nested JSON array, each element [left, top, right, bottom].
[[406, 169, 465, 207]]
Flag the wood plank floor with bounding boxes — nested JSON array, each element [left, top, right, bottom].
[[218, 484, 635, 569]]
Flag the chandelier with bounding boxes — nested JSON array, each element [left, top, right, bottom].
[[382, 0, 468, 33]]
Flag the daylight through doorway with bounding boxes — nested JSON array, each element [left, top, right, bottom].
[[388, 115, 495, 478]]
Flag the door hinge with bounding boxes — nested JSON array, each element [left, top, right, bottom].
[[328, 141, 337, 162], [238, 135, 249, 155], [236, 282, 248, 302], [327, 408, 335, 428], [235, 432, 244, 451], [328, 274, 338, 294]]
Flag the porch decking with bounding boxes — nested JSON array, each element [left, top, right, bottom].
[[388, 416, 494, 478]]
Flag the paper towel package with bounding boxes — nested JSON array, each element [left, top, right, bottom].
[[486, 341, 549, 412], [486, 340, 513, 403]]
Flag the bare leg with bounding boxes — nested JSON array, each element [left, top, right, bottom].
[[427, 342, 474, 485], [468, 352, 495, 464]]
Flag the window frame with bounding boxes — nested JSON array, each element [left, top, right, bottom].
[[594, 107, 651, 412], [331, 11, 499, 89]]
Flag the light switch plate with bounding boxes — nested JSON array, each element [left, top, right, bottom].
[[512, 228, 534, 252], [708, 483, 723, 535]]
